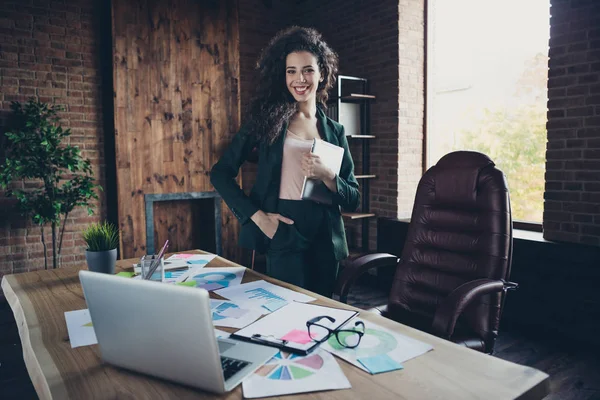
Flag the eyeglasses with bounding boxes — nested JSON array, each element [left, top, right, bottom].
[[306, 316, 365, 349]]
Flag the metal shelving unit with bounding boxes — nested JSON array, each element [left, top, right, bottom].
[[326, 75, 376, 253]]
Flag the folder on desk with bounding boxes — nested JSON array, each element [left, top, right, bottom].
[[300, 139, 344, 205], [230, 302, 358, 355]]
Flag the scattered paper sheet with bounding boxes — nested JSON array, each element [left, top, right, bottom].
[[133, 253, 218, 273], [242, 349, 351, 398], [214, 280, 315, 312], [182, 267, 245, 290], [219, 307, 249, 319], [163, 269, 189, 284], [358, 354, 403, 374], [232, 302, 356, 353], [167, 253, 217, 268], [133, 259, 189, 274], [211, 301, 263, 329], [167, 253, 196, 259], [263, 299, 288, 312], [322, 319, 433, 373], [64, 309, 97, 348], [214, 328, 231, 339]]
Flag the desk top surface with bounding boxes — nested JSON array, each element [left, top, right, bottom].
[[1, 251, 550, 400]]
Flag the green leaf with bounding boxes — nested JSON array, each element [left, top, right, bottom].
[[0, 98, 104, 240]]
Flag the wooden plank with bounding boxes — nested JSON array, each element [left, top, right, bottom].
[[112, 0, 241, 259], [346, 135, 376, 139], [342, 212, 377, 220], [348, 93, 376, 99], [1, 253, 550, 400], [354, 174, 376, 179]]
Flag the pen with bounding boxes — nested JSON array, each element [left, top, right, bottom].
[[145, 240, 169, 280]]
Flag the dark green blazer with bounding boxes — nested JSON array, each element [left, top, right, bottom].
[[210, 106, 360, 260]]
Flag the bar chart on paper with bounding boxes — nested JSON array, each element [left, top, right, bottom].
[[214, 280, 316, 313], [246, 288, 285, 301]]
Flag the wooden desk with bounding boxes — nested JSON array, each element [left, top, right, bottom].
[[2, 251, 550, 400]]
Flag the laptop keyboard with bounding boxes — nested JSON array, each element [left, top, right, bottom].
[[221, 356, 250, 381]]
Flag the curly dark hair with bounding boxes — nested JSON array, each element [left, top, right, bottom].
[[245, 26, 339, 144]]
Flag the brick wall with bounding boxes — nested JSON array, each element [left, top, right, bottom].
[[293, 0, 425, 250], [0, 0, 107, 279], [545, 0, 600, 246], [238, 0, 291, 193]]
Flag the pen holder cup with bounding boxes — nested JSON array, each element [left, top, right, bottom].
[[140, 255, 164, 282]]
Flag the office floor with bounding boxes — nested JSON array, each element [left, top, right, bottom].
[[1, 283, 599, 400]]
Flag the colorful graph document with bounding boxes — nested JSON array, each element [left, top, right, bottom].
[[214, 280, 315, 312], [167, 253, 216, 267], [64, 309, 97, 348], [242, 349, 351, 398], [210, 300, 263, 329], [231, 302, 358, 354], [321, 319, 433, 374], [181, 267, 245, 291], [163, 269, 189, 284]]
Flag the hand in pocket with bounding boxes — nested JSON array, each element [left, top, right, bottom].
[[259, 212, 294, 239]]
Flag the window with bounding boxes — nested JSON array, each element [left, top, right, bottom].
[[426, 0, 550, 223]]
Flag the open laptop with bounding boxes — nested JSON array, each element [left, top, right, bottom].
[[79, 270, 278, 394]]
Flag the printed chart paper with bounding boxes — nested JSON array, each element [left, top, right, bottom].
[[211, 301, 263, 329], [357, 354, 403, 374], [232, 302, 357, 353], [64, 309, 97, 348], [322, 319, 433, 373], [242, 349, 351, 398], [182, 267, 245, 291], [167, 253, 217, 267], [214, 280, 315, 312]]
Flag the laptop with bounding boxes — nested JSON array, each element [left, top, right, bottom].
[[79, 270, 278, 394]]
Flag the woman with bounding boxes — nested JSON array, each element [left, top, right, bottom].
[[210, 26, 359, 298]]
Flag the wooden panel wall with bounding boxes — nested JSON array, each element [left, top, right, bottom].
[[112, 0, 241, 260]]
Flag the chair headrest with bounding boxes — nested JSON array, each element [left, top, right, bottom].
[[433, 151, 495, 205], [436, 151, 495, 169]]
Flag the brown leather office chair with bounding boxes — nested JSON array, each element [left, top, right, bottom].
[[336, 151, 517, 354]]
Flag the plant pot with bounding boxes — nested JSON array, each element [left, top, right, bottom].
[[85, 248, 117, 274]]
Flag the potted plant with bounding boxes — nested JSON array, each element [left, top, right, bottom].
[[82, 222, 120, 274], [0, 99, 100, 270]]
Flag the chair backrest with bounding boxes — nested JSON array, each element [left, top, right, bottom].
[[388, 151, 513, 348]]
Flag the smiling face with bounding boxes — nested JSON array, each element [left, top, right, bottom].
[[285, 51, 323, 103]]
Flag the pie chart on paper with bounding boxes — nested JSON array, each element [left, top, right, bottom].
[[190, 272, 237, 290], [254, 351, 324, 380]]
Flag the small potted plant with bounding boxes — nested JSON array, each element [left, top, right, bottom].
[[83, 222, 120, 274]]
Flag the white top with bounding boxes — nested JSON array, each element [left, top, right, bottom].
[[279, 130, 313, 200]]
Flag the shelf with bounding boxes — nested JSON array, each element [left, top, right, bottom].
[[342, 212, 376, 220], [341, 93, 376, 102], [329, 94, 376, 104], [354, 174, 376, 179], [346, 135, 376, 139]]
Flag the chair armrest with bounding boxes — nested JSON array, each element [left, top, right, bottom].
[[431, 279, 518, 339], [335, 253, 399, 304]]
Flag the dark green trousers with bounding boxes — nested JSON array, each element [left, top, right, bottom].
[[266, 199, 339, 298]]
